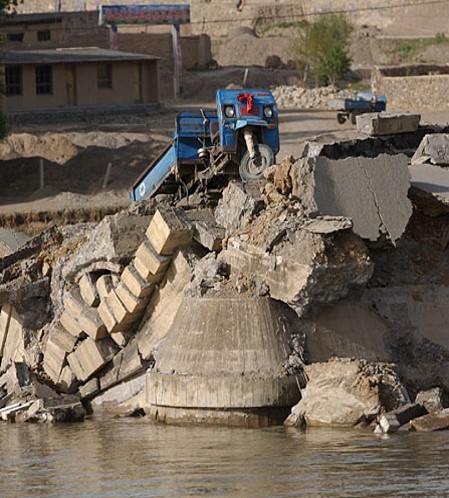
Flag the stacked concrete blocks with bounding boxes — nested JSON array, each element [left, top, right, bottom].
[[48, 207, 194, 395]]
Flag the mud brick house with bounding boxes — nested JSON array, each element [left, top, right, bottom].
[[0, 10, 211, 103], [0, 48, 160, 114], [0, 11, 109, 50]]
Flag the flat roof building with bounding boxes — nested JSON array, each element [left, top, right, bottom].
[[1, 48, 160, 114]]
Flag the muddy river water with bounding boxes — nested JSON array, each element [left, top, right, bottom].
[[1, 416, 449, 497]]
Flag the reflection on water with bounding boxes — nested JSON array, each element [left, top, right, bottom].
[[1, 417, 449, 497]]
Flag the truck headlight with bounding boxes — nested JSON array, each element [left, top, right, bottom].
[[224, 105, 235, 118], [263, 106, 273, 118]]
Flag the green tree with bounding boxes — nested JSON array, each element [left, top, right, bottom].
[[291, 14, 353, 86]]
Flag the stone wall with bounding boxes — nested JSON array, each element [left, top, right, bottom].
[[372, 66, 449, 112], [17, 0, 425, 36]]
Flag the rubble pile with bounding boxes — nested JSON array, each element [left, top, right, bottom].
[[3, 112, 449, 429], [271, 85, 354, 110]]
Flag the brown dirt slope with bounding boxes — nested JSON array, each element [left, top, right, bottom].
[[381, 2, 449, 37]]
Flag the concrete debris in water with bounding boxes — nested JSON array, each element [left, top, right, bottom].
[[284, 358, 410, 428]]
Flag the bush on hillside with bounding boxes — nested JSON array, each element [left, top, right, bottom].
[[291, 14, 353, 86]]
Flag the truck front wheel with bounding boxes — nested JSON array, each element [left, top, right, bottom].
[[239, 144, 275, 181]]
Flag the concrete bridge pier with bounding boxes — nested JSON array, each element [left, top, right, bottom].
[[145, 296, 302, 427]]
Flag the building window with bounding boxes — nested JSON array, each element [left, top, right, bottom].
[[97, 63, 112, 89], [5, 66, 22, 96], [37, 30, 51, 42], [7, 32, 24, 42], [36, 65, 52, 95]]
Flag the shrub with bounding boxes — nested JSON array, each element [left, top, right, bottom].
[[291, 14, 353, 86]]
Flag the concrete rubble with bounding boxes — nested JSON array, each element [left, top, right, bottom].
[[284, 358, 410, 428], [3, 113, 449, 429], [356, 112, 421, 136], [411, 133, 449, 166]]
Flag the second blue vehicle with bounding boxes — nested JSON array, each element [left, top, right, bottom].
[[130, 88, 280, 203]]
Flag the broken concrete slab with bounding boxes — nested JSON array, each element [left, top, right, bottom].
[[99, 341, 145, 392], [77, 307, 108, 341], [57, 365, 78, 394], [62, 212, 151, 282], [411, 133, 449, 165], [285, 358, 410, 428], [5, 362, 32, 393], [410, 408, 449, 432], [0, 400, 34, 421], [302, 216, 353, 234], [2, 278, 50, 329], [294, 154, 412, 243], [109, 329, 134, 348], [79, 377, 100, 400], [96, 274, 115, 301], [67, 337, 118, 382], [121, 264, 155, 299], [378, 403, 428, 433], [97, 298, 123, 334], [44, 401, 85, 423], [134, 240, 171, 281], [115, 281, 149, 315], [106, 288, 139, 326], [0, 228, 29, 258], [215, 181, 264, 235], [146, 207, 192, 255], [409, 163, 449, 213], [59, 310, 83, 338], [47, 324, 77, 353], [0, 308, 25, 373], [183, 209, 225, 252], [136, 249, 195, 360], [357, 112, 421, 136], [317, 285, 449, 397], [221, 228, 372, 317], [63, 288, 85, 320], [43, 340, 67, 384], [0, 304, 12, 359], [187, 253, 229, 297], [415, 388, 446, 414], [78, 272, 100, 307]]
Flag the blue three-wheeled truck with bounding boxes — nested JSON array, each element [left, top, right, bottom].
[[130, 89, 280, 203]]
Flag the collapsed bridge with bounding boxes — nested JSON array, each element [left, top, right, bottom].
[[2, 111, 449, 429]]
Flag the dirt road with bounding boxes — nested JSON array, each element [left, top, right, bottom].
[[278, 108, 449, 159]]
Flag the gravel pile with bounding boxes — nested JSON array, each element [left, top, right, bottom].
[[271, 85, 356, 110]]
